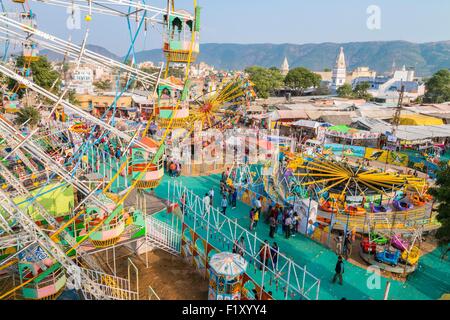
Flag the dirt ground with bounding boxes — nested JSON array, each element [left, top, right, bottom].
[[95, 247, 208, 300]]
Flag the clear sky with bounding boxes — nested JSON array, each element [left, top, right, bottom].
[[8, 0, 450, 56]]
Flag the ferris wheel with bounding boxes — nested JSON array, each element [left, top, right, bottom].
[[0, 0, 201, 300]]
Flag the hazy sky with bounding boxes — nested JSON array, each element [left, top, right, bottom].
[[6, 0, 450, 56]]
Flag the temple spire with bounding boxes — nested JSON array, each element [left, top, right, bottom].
[[281, 56, 289, 76], [331, 47, 347, 91]]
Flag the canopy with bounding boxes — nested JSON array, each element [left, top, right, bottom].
[[209, 252, 248, 277], [292, 120, 322, 129], [399, 114, 444, 126], [328, 125, 353, 134], [325, 125, 380, 140], [270, 110, 308, 121]]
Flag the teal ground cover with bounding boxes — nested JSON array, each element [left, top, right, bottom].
[[153, 174, 450, 300]]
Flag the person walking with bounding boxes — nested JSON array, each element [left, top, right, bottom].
[[344, 232, 353, 259], [221, 195, 228, 215], [221, 171, 227, 183], [253, 209, 260, 229], [277, 207, 284, 235], [202, 193, 210, 216], [269, 215, 277, 238], [238, 236, 245, 257], [259, 241, 270, 270], [284, 215, 292, 239], [249, 208, 255, 231], [232, 240, 239, 254], [231, 188, 238, 209], [332, 256, 344, 285], [208, 187, 215, 206], [271, 242, 279, 270], [254, 197, 262, 216]]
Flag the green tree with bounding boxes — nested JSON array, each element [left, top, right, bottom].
[[424, 69, 450, 103], [18, 56, 60, 90], [284, 67, 321, 95], [313, 84, 331, 96], [336, 83, 353, 98], [66, 89, 80, 106], [353, 82, 372, 100], [14, 106, 41, 128], [245, 66, 284, 99], [429, 166, 450, 252], [94, 80, 112, 91], [9, 56, 60, 98]]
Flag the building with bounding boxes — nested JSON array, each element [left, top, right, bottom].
[[138, 61, 156, 69], [331, 47, 347, 91], [75, 93, 133, 114], [347, 67, 377, 83], [281, 57, 289, 76], [67, 67, 94, 94], [190, 62, 215, 77]]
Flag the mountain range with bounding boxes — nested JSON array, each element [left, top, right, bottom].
[[41, 41, 450, 76]]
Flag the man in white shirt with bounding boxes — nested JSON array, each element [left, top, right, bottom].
[[209, 187, 215, 206], [254, 197, 262, 215], [203, 193, 211, 216]]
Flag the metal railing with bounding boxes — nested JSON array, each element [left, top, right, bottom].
[[146, 215, 181, 254], [167, 180, 321, 300], [148, 285, 160, 300], [81, 267, 139, 300]]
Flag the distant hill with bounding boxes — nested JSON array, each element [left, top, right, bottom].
[[41, 44, 121, 62], [43, 41, 450, 76]]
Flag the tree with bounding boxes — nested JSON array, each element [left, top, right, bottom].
[[9, 56, 60, 98], [353, 82, 372, 100], [94, 80, 112, 91], [336, 82, 373, 100], [66, 89, 80, 106], [14, 106, 41, 128], [313, 84, 331, 96], [284, 67, 321, 95], [336, 84, 353, 98], [429, 166, 450, 252], [424, 69, 450, 103], [245, 66, 284, 99], [18, 56, 60, 90]]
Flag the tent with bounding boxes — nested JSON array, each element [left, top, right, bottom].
[[399, 114, 444, 126]]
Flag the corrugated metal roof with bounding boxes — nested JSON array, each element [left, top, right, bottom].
[[271, 110, 308, 121], [318, 115, 355, 126]]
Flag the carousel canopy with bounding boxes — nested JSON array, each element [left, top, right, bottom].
[[209, 252, 248, 277]]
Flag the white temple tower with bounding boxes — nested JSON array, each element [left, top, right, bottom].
[[281, 56, 289, 76], [331, 47, 347, 91]]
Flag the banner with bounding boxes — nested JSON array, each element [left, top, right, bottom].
[[324, 144, 366, 158], [364, 148, 409, 166]]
